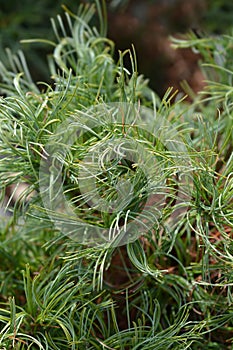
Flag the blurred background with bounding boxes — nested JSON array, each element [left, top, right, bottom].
[[0, 0, 233, 97]]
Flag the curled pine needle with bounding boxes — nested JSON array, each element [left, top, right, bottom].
[[0, 1, 232, 349]]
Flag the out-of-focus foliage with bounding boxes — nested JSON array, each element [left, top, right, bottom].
[[0, 0, 81, 80], [203, 0, 233, 33]]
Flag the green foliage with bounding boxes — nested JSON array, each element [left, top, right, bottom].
[[0, 1, 232, 349], [203, 0, 233, 33], [0, 0, 83, 81]]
